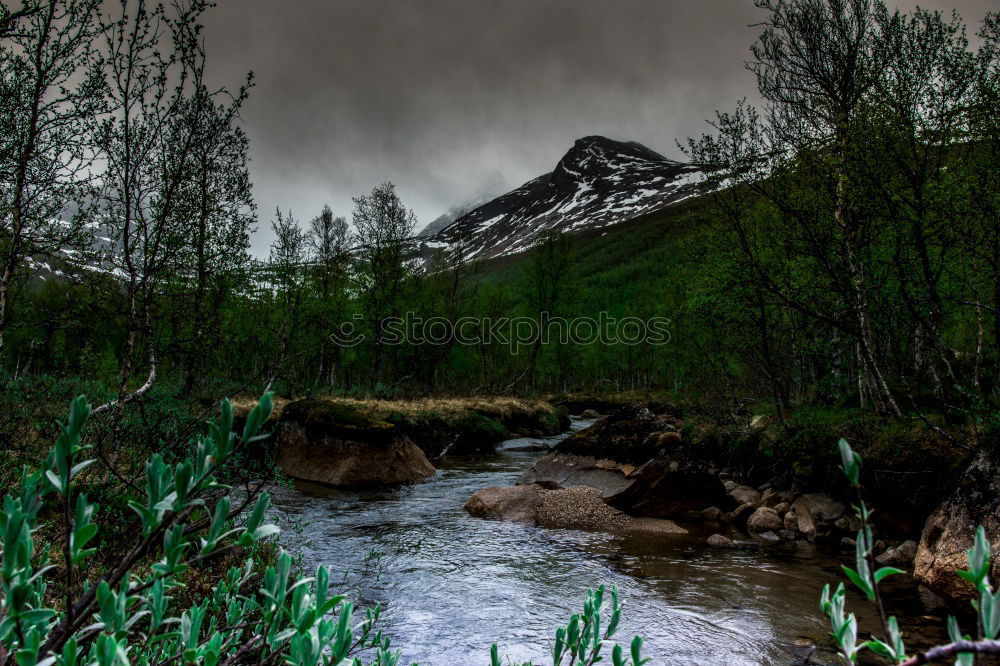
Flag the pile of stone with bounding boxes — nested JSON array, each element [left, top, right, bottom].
[[464, 483, 687, 536]]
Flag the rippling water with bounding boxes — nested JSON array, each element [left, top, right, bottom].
[[267, 420, 946, 665]]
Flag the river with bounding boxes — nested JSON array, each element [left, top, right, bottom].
[[267, 418, 949, 665]]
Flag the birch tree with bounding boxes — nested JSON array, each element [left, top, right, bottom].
[[94, 0, 251, 419], [687, 0, 902, 414], [307, 204, 350, 388], [352, 182, 416, 389], [268, 208, 308, 377], [0, 0, 103, 353]]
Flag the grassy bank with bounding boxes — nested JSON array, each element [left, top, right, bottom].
[[232, 394, 570, 455]]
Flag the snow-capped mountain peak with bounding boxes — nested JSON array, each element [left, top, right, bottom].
[[418, 135, 704, 261]]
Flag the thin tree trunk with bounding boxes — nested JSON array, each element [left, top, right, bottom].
[[834, 130, 901, 416], [974, 290, 984, 390]]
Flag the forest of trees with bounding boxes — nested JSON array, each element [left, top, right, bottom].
[[0, 0, 602, 399], [683, 1, 1000, 417], [1, 0, 998, 422]]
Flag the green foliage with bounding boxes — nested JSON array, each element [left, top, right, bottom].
[[454, 412, 509, 445], [838, 438, 862, 487], [820, 583, 860, 662], [0, 393, 398, 665], [490, 584, 649, 666]]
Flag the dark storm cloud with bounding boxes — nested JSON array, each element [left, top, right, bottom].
[[198, 0, 996, 253]]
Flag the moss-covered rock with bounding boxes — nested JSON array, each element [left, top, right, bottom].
[[384, 410, 509, 456], [685, 408, 970, 534], [276, 399, 435, 487], [275, 396, 569, 456], [549, 406, 684, 464], [280, 399, 394, 437], [380, 400, 569, 456], [469, 402, 568, 438]]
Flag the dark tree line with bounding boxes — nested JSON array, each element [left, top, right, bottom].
[[2, 0, 998, 417], [1, 1, 259, 406]]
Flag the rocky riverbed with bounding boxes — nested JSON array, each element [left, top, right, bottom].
[[464, 405, 991, 607], [267, 414, 954, 664]]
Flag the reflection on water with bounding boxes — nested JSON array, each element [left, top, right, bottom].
[[267, 420, 946, 666]]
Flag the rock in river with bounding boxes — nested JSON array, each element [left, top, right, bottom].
[[792, 493, 845, 541], [707, 534, 736, 548], [276, 400, 435, 488], [915, 447, 1000, 599], [747, 507, 783, 533], [518, 407, 729, 517], [464, 485, 545, 525], [464, 484, 688, 535]]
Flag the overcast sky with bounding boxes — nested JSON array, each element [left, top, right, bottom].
[[198, 0, 997, 254]]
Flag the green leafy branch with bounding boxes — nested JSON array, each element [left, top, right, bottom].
[[490, 584, 650, 666], [0, 393, 402, 666]]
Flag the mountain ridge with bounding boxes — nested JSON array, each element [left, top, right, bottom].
[[418, 135, 705, 262]]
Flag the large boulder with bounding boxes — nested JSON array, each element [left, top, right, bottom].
[[915, 447, 1000, 600], [792, 493, 846, 541], [518, 407, 729, 517], [276, 400, 435, 488], [464, 484, 688, 536], [464, 485, 545, 525], [518, 454, 635, 497]]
